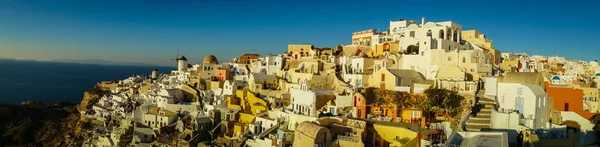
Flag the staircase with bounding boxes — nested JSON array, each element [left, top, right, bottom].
[[258, 122, 282, 139], [465, 98, 494, 132]]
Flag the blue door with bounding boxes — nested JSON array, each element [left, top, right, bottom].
[[515, 87, 524, 113], [516, 96, 524, 114], [330, 107, 335, 115]]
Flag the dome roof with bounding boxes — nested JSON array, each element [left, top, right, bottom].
[[203, 55, 219, 64]]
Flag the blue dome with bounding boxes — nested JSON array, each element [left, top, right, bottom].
[[596, 73, 600, 76], [552, 76, 561, 80]]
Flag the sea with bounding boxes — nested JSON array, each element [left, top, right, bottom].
[[0, 59, 175, 104]]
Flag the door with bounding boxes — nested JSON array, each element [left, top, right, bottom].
[[330, 107, 335, 115], [515, 96, 524, 113], [357, 109, 362, 118], [565, 103, 569, 111]]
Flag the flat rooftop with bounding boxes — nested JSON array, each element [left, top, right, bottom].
[[448, 132, 508, 147]]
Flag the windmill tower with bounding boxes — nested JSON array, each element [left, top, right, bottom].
[[171, 49, 188, 72], [177, 56, 188, 72]]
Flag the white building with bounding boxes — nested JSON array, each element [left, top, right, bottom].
[[551, 75, 565, 85], [231, 63, 250, 82], [223, 80, 244, 96], [351, 18, 492, 80], [496, 83, 548, 129], [340, 56, 374, 89], [289, 82, 335, 117], [142, 107, 178, 129], [133, 127, 156, 144], [265, 55, 285, 75], [249, 116, 278, 135]]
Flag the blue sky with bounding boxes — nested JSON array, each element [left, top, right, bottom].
[[0, 0, 598, 66]]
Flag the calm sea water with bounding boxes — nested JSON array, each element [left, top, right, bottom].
[[0, 59, 174, 104]]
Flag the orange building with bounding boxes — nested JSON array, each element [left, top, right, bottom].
[[236, 54, 260, 64], [369, 106, 398, 122], [215, 69, 231, 81], [545, 82, 594, 119], [354, 93, 368, 119], [353, 92, 400, 122]]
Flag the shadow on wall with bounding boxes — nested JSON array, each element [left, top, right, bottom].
[[488, 129, 519, 143], [580, 130, 597, 146]]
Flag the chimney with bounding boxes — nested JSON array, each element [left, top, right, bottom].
[[421, 17, 425, 26]]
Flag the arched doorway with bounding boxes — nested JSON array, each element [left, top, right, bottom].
[[407, 45, 419, 55], [383, 43, 391, 52], [453, 30, 458, 42]]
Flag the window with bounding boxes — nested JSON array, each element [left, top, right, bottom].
[[410, 31, 415, 37], [447, 56, 451, 61], [396, 78, 402, 86], [453, 30, 458, 42], [381, 74, 385, 81], [426, 30, 432, 37], [462, 57, 466, 63], [543, 98, 546, 106]]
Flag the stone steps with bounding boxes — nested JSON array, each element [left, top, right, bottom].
[[465, 122, 491, 131], [473, 112, 491, 116], [467, 119, 491, 124], [464, 97, 495, 132]]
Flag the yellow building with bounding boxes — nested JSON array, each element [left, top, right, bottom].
[[227, 90, 269, 115], [400, 110, 423, 124], [435, 66, 478, 96], [294, 122, 333, 147], [372, 121, 435, 147], [500, 60, 519, 72], [233, 123, 247, 138], [462, 30, 501, 66], [230, 113, 256, 137], [288, 44, 315, 59], [369, 68, 424, 93], [581, 87, 599, 113], [370, 42, 400, 57]]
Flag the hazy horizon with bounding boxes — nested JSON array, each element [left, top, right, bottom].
[[1, 0, 599, 66]]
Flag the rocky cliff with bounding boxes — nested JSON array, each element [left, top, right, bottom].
[[0, 85, 109, 146]]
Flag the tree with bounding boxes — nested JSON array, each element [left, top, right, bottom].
[[364, 88, 410, 108], [590, 114, 600, 144], [335, 44, 344, 55], [424, 88, 465, 117], [390, 90, 411, 108], [364, 87, 381, 105]]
